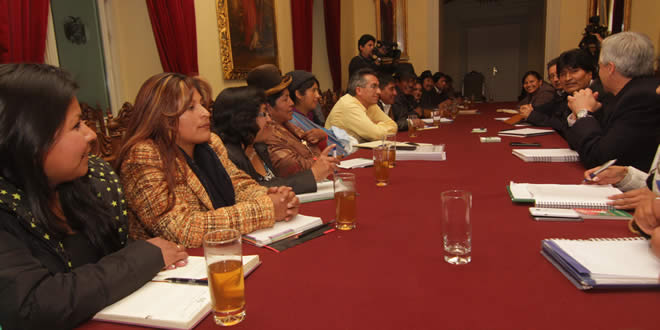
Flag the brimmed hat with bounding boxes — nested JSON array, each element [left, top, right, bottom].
[[394, 62, 416, 81], [246, 64, 292, 96]]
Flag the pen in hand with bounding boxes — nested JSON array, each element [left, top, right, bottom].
[[583, 159, 617, 182]]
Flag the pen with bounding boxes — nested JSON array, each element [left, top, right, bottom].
[[585, 158, 617, 182], [510, 142, 541, 147], [153, 278, 208, 286]]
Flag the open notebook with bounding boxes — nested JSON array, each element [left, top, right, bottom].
[[93, 255, 260, 329], [507, 182, 624, 209], [512, 148, 579, 162], [541, 238, 660, 290]]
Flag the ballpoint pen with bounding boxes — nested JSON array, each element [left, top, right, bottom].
[[152, 277, 208, 286], [584, 159, 617, 182]]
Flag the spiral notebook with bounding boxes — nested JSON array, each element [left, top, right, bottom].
[[507, 182, 622, 209], [541, 238, 660, 290], [512, 148, 580, 162]]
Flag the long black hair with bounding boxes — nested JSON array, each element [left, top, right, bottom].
[[0, 63, 121, 254], [211, 86, 266, 147]]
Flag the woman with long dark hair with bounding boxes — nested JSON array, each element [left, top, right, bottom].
[[0, 63, 187, 329], [116, 73, 298, 248], [212, 86, 332, 194], [517, 70, 556, 107]]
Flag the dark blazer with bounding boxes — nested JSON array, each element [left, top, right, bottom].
[[565, 76, 660, 171], [224, 141, 317, 194], [0, 156, 163, 329]]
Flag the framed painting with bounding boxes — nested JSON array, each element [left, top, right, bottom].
[[375, 0, 408, 59], [216, 0, 280, 80]]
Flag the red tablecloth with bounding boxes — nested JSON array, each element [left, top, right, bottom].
[[80, 102, 658, 330]]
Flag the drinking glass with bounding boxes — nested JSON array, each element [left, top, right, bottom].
[[373, 145, 390, 187], [334, 173, 357, 230], [441, 190, 472, 265], [203, 229, 246, 326], [407, 114, 419, 137], [382, 133, 396, 168]]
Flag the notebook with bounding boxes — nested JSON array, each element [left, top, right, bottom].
[[507, 182, 624, 208], [93, 255, 260, 329], [395, 144, 446, 161], [297, 181, 334, 203], [498, 128, 554, 137], [243, 214, 323, 247], [541, 238, 660, 290], [512, 148, 579, 162]]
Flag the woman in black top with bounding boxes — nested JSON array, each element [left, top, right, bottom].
[[212, 86, 319, 194], [0, 64, 187, 329]]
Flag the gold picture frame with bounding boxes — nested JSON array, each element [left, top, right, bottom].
[[216, 0, 280, 80], [375, 0, 408, 59], [587, 0, 631, 34]]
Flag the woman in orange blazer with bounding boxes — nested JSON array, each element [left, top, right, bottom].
[[116, 73, 298, 248]]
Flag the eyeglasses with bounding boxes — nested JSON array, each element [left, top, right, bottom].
[[257, 112, 270, 117]]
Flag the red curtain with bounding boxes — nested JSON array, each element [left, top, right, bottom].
[[0, 0, 50, 63], [323, 0, 341, 92], [290, 0, 313, 71], [145, 0, 198, 75]]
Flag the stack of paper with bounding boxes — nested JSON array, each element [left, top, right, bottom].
[[541, 238, 660, 289], [498, 128, 554, 137], [396, 144, 446, 161], [243, 214, 323, 247], [512, 148, 580, 162], [337, 158, 373, 169], [297, 181, 334, 203], [94, 255, 260, 329]]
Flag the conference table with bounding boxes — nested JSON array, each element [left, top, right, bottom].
[[81, 102, 658, 330]]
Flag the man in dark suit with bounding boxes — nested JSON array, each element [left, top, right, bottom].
[[566, 32, 660, 172], [377, 73, 423, 131]]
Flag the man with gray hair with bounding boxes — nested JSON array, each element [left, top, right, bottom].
[[325, 68, 397, 142], [566, 32, 660, 172]]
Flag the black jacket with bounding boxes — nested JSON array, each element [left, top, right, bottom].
[[565, 77, 660, 171], [0, 156, 164, 330], [224, 142, 317, 194]]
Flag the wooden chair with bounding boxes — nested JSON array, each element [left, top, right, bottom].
[[80, 102, 134, 163], [319, 89, 338, 118]]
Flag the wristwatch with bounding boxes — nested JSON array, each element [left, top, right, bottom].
[[576, 109, 591, 119]]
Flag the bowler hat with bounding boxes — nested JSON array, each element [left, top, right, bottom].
[[246, 64, 292, 96]]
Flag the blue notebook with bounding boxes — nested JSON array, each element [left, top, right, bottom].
[[541, 238, 660, 290]]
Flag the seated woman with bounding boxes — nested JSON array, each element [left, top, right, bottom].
[[116, 73, 298, 248], [286, 70, 348, 156], [246, 64, 338, 177], [212, 86, 335, 194], [517, 70, 556, 108], [0, 64, 187, 329]]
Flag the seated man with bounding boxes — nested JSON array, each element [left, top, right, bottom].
[[546, 57, 563, 97], [325, 68, 397, 142], [376, 73, 424, 131], [419, 70, 447, 112], [393, 64, 420, 117], [566, 32, 660, 172]]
